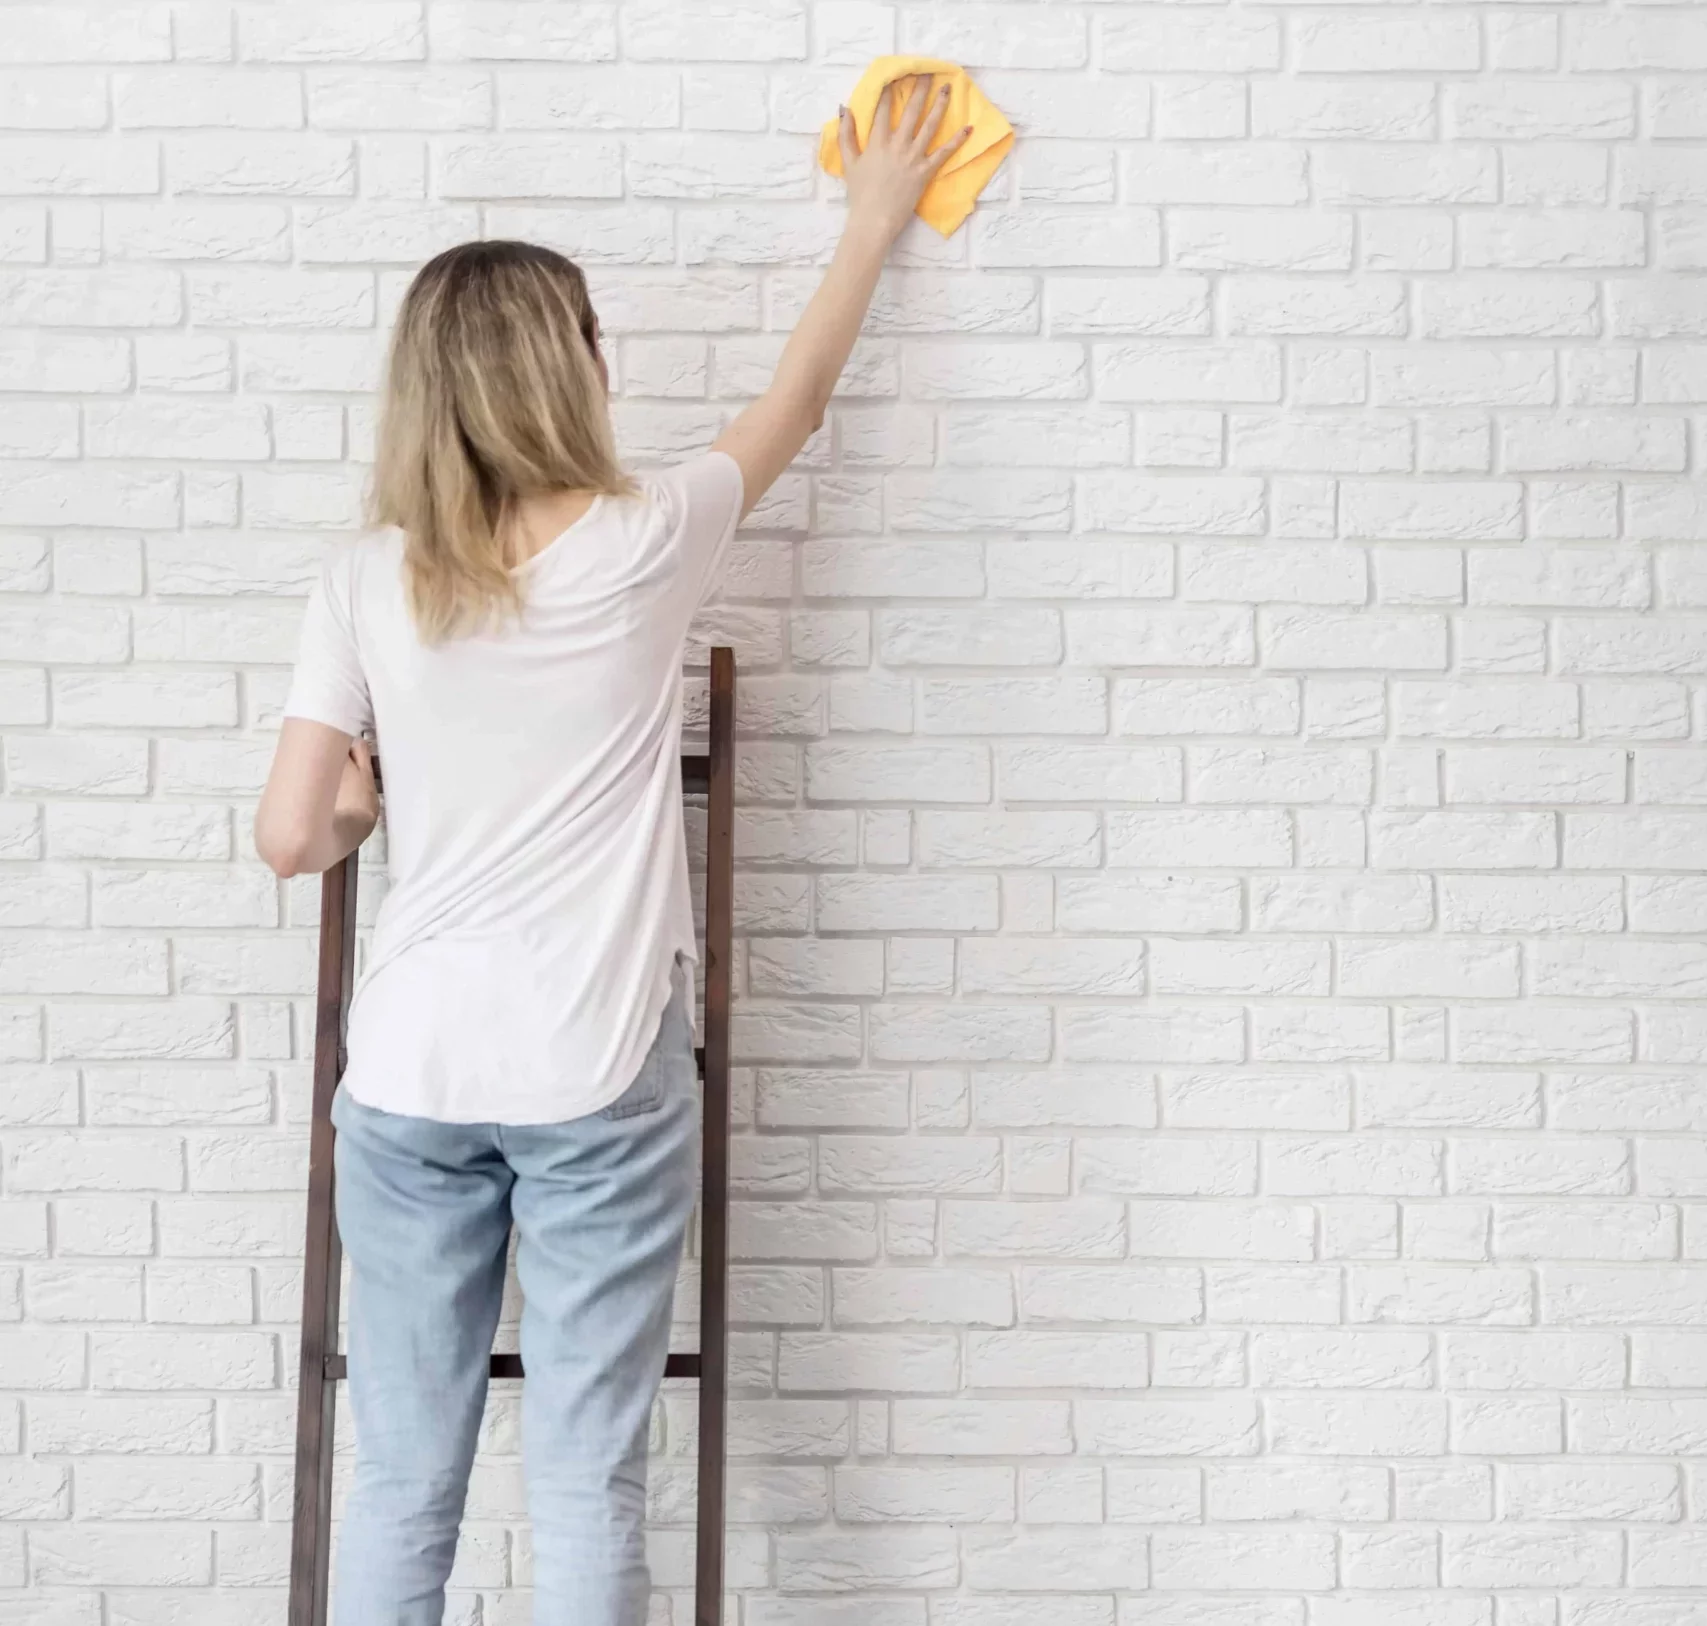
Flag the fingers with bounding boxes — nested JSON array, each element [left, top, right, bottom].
[[926, 122, 975, 175], [901, 74, 932, 139], [916, 80, 953, 150], [872, 79, 895, 142], [835, 103, 859, 169]]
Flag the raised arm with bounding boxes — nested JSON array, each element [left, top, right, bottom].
[[713, 76, 971, 518]]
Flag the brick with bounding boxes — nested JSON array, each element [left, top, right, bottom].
[[433, 3, 616, 61], [1079, 1137, 1256, 1197], [1154, 1529, 1335, 1591], [1124, 147, 1306, 208], [0, 604, 127, 663], [52, 1001, 235, 1062], [75, 1460, 260, 1521], [1342, 480, 1522, 541], [237, 4, 423, 62], [1448, 1529, 1621, 1589], [438, 135, 622, 199], [917, 812, 1099, 869], [0, 140, 160, 194], [816, 875, 997, 932], [965, 1526, 1147, 1590], [1270, 1394, 1449, 1457], [1102, 13, 1278, 73], [1097, 344, 1280, 404], [920, 675, 1106, 737], [1067, 607, 1253, 668], [295, 203, 477, 264], [621, 0, 805, 60], [1047, 277, 1210, 336], [869, 1005, 1051, 1065], [0, 935, 165, 996], [835, 1464, 1012, 1523], [903, 6, 1086, 69], [1175, 211, 1354, 274], [943, 407, 1129, 469], [308, 68, 491, 129], [1422, 276, 1599, 338], [0, 334, 130, 393], [115, 68, 302, 129], [1463, 210, 1644, 271], [1078, 1396, 1259, 1456], [6, 1134, 182, 1193], [29, 1528, 212, 1587], [1115, 677, 1300, 737], [959, 939, 1142, 999], [0, 7, 170, 62], [1253, 84, 1434, 143], [805, 742, 990, 803], [105, 203, 290, 263], [1316, 145, 1497, 207], [501, 66, 679, 129], [975, 205, 1158, 270]]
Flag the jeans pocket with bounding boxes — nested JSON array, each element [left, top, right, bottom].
[[599, 961, 691, 1121], [598, 1059, 666, 1121]]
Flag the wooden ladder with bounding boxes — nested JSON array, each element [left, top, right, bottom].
[[288, 648, 737, 1626]]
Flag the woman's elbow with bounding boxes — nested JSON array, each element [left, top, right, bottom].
[[254, 813, 313, 879], [782, 375, 829, 436]]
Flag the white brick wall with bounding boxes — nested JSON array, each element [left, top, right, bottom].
[[2, 0, 1706, 1619]]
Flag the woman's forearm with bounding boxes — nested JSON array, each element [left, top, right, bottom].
[[770, 206, 894, 422], [255, 726, 379, 878], [256, 803, 374, 879]]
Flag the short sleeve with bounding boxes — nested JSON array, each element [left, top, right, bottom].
[[283, 550, 373, 738], [653, 450, 744, 613]]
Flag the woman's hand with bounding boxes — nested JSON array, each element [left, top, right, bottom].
[[836, 75, 972, 240], [335, 740, 380, 847]]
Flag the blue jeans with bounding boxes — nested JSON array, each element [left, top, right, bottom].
[[330, 968, 700, 1626]]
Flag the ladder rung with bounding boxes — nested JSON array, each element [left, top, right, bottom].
[[323, 1351, 701, 1382]]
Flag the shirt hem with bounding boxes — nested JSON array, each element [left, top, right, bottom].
[[337, 947, 691, 1128]]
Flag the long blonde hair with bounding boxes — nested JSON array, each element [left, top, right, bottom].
[[370, 240, 637, 642]]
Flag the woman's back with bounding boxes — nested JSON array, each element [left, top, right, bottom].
[[285, 452, 743, 1125]]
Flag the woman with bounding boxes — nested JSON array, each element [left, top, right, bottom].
[[255, 78, 970, 1626]]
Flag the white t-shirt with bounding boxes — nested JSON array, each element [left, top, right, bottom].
[[282, 450, 743, 1125]]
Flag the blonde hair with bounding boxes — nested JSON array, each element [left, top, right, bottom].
[[370, 240, 637, 642]]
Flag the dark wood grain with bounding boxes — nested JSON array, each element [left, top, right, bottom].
[[695, 647, 735, 1626], [288, 852, 358, 1626]]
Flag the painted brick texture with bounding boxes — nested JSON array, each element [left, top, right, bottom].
[[3, 0, 1707, 1621]]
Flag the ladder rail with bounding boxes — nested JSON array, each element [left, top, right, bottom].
[[695, 646, 736, 1626], [287, 653, 736, 1626], [288, 853, 358, 1626]]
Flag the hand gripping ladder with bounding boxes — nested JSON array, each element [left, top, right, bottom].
[[288, 648, 737, 1626]]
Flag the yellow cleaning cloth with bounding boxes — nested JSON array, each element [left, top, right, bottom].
[[817, 55, 1013, 237]]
